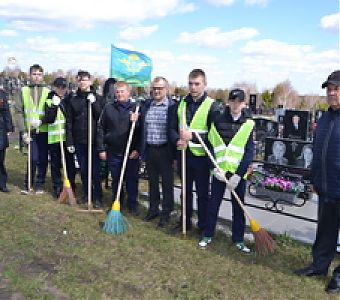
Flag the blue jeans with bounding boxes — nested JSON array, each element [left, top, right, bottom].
[[75, 143, 102, 201], [107, 152, 139, 210], [177, 154, 210, 230], [204, 176, 246, 243]]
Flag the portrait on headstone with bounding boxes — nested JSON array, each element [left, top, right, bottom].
[[283, 110, 309, 140], [265, 139, 289, 166]]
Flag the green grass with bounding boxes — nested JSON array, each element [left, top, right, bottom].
[[0, 145, 339, 299]]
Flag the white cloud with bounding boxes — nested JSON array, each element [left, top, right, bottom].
[[239, 39, 338, 93], [320, 13, 340, 32], [245, 0, 268, 6], [0, 0, 196, 31], [0, 29, 18, 37], [176, 26, 259, 47], [119, 25, 159, 41], [178, 53, 218, 64], [205, 0, 235, 6]]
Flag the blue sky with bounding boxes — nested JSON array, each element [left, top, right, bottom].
[[0, 0, 339, 95]]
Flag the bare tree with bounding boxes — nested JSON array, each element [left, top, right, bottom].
[[272, 79, 299, 108]]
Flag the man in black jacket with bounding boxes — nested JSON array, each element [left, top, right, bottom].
[[97, 81, 141, 215], [66, 71, 104, 208], [295, 70, 340, 294], [140, 77, 176, 227], [0, 88, 14, 192]]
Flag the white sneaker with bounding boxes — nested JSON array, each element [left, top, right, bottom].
[[35, 189, 44, 195], [198, 237, 212, 249], [235, 242, 251, 253]]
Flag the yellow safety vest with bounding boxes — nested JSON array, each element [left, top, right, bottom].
[[22, 86, 49, 132], [177, 96, 214, 156], [208, 119, 254, 177]]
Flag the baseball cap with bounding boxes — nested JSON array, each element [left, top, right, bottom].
[[322, 70, 340, 88], [229, 89, 245, 101], [53, 77, 67, 87]]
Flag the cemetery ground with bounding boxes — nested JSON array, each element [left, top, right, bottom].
[[0, 145, 339, 300]]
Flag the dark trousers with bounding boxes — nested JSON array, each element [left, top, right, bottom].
[[177, 154, 210, 230], [0, 149, 7, 189], [75, 143, 102, 201], [145, 145, 174, 218], [312, 198, 340, 271], [204, 176, 246, 243], [35, 132, 49, 188], [49, 143, 76, 193], [24, 132, 39, 189], [107, 152, 139, 210]]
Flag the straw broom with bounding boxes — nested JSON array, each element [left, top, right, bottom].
[[103, 104, 140, 235], [194, 132, 275, 255], [56, 105, 76, 205]]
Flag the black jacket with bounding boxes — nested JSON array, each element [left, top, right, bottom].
[[97, 100, 141, 155], [213, 106, 254, 177], [44, 90, 72, 124], [169, 92, 221, 156], [140, 98, 177, 160], [312, 107, 340, 201], [0, 89, 14, 150], [66, 88, 104, 146]]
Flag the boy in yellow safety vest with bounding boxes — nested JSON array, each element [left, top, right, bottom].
[[198, 89, 254, 253], [14, 64, 50, 194], [44, 77, 76, 199], [169, 69, 220, 233]]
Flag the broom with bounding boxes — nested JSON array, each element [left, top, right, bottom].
[[56, 105, 76, 205], [103, 104, 140, 235], [194, 132, 275, 255], [27, 114, 33, 193]]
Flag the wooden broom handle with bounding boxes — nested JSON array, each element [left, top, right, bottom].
[[181, 107, 186, 235], [88, 99, 93, 209], [193, 131, 253, 221]]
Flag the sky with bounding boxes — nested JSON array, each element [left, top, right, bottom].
[[0, 0, 339, 95]]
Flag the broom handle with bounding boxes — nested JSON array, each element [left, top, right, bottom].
[[57, 107, 68, 180], [194, 131, 253, 221], [27, 114, 32, 191], [181, 108, 186, 235], [115, 104, 140, 202], [88, 99, 93, 209]]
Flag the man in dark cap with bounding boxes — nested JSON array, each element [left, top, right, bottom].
[[295, 70, 340, 294], [43, 77, 76, 199], [198, 88, 254, 253]]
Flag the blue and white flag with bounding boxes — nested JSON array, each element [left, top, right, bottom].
[[110, 45, 152, 86]]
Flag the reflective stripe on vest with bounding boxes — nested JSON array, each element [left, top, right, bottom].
[[47, 107, 66, 144], [208, 119, 254, 177], [22, 86, 49, 132], [177, 96, 214, 156]]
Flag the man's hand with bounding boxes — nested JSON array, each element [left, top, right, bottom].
[[212, 168, 226, 182], [177, 139, 187, 150], [226, 174, 241, 190], [99, 151, 107, 160], [130, 111, 139, 122], [67, 146, 75, 153], [129, 150, 139, 159], [30, 119, 41, 129], [87, 93, 96, 104], [22, 133, 32, 144], [52, 95, 61, 106], [180, 129, 192, 141]]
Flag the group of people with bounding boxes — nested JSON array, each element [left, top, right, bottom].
[[0, 64, 339, 294]]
